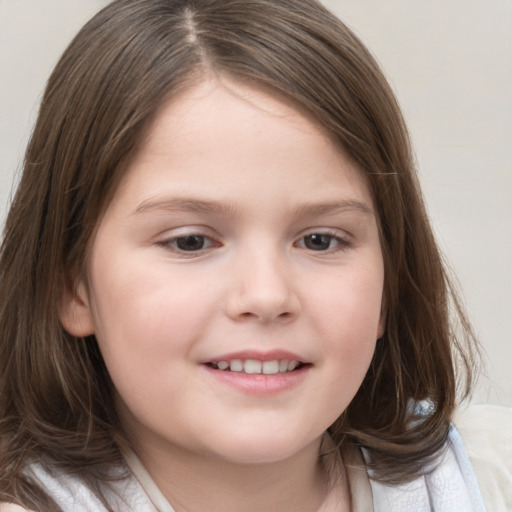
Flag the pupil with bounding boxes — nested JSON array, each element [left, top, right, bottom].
[[305, 234, 331, 250], [177, 235, 205, 251]]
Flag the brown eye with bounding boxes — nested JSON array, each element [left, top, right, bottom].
[[175, 235, 208, 251], [303, 234, 334, 251], [158, 231, 221, 256], [296, 232, 352, 253]]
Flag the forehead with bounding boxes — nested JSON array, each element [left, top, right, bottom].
[[108, 77, 374, 219], [140, 77, 335, 153]]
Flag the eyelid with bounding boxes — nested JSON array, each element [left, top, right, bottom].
[[155, 226, 222, 255], [294, 228, 353, 252]]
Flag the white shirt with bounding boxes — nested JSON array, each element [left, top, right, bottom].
[[2, 404, 511, 512]]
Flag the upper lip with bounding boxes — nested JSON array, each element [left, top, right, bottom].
[[200, 350, 308, 364]]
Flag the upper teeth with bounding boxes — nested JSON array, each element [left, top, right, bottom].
[[212, 359, 300, 374]]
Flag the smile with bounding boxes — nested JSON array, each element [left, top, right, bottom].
[[206, 359, 306, 374]]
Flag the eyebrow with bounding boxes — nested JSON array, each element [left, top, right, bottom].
[[131, 196, 374, 218], [291, 199, 374, 218], [131, 197, 241, 217]]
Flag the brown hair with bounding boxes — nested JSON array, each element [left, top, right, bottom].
[[0, 0, 479, 508]]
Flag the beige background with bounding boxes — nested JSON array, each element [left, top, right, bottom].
[[1, 1, 511, 405]]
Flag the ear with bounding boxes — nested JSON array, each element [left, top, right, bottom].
[[59, 279, 96, 337]]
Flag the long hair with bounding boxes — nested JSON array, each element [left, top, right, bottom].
[[0, 0, 479, 508]]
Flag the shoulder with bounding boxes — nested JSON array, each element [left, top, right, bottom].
[[0, 505, 34, 512], [453, 404, 512, 511], [20, 460, 158, 512]]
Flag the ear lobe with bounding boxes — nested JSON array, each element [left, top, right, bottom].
[[59, 279, 95, 337]]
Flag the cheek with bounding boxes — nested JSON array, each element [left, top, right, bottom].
[[86, 260, 221, 401], [307, 264, 383, 388], [314, 295, 380, 424], [313, 265, 384, 336], [90, 256, 215, 340], [88, 269, 206, 419]]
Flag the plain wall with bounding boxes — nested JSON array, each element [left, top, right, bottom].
[[1, 1, 511, 405]]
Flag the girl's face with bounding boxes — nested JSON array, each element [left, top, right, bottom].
[[62, 78, 385, 466]]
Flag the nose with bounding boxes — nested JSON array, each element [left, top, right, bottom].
[[225, 247, 301, 323]]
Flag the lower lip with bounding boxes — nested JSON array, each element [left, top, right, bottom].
[[202, 365, 311, 395]]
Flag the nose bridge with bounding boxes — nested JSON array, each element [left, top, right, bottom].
[[226, 239, 300, 322]]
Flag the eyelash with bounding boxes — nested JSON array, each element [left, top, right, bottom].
[[294, 232, 352, 252], [157, 234, 220, 255], [157, 230, 352, 256]]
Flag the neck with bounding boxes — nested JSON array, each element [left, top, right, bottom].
[[130, 435, 334, 512]]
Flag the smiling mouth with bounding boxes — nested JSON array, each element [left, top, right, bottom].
[[205, 359, 308, 375]]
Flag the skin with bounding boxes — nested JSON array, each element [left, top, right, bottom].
[[61, 77, 385, 512]]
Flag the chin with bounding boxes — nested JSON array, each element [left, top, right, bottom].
[[205, 429, 320, 465]]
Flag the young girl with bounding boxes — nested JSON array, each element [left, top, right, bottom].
[[0, 0, 510, 511]]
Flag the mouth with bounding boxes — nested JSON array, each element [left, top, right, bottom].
[[204, 359, 309, 375], [201, 352, 312, 394]]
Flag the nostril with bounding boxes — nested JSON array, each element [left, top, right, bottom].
[[225, 286, 301, 323], [235, 310, 294, 322]]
